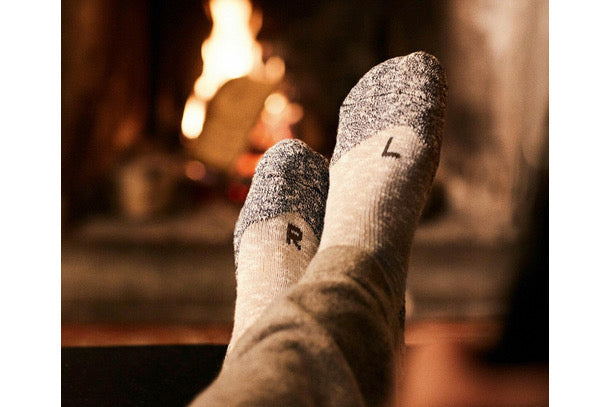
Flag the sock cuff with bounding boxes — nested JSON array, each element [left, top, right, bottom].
[[233, 139, 329, 266]]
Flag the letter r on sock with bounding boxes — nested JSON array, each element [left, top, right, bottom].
[[286, 223, 302, 250]]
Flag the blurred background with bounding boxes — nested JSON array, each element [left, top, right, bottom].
[[61, 0, 548, 350]]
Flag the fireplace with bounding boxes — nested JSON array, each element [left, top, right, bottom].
[[62, 0, 548, 339]]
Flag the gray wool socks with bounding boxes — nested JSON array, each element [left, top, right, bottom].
[[228, 139, 329, 353], [319, 51, 447, 293], [228, 51, 446, 355]]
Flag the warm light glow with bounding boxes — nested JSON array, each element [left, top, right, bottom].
[[181, 96, 206, 139], [264, 56, 285, 83], [235, 152, 262, 178], [181, 0, 304, 167], [286, 104, 304, 124], [182, 0, 285, 139], [181, 0, 287, 140], [185, 160, 207, 180], [264, 93, 288, 116], [194, 0, 262, 100], [250, 95, 302, 150]]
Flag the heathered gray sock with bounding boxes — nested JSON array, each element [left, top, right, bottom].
[[228, 138, 329, 353], [319, 51, 447, 313]]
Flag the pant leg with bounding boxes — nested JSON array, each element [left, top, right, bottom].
[[189, 246, 405, 407]]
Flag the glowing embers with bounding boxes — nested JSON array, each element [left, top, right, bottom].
[[232, 93, 304, 180], [184, 160, 207, 181], [256, 93, 302, 145]]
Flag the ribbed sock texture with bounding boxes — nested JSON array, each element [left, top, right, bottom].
[[319, 51, 448, 320], [228, 139, 329, 354]]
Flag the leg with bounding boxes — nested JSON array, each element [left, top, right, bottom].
[[191, 52, 447, 407]]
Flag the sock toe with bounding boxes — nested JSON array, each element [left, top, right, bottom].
[[233, 139, 329, 266], [332, 51, 448, 166]]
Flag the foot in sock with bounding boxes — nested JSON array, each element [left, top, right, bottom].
[[319, 51, 447, 313], [228, 138, 329, 353]]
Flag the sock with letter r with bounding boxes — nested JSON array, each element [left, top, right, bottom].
[[227, 138, 329, 354]]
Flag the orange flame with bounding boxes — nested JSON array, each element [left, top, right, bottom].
[[181, 0, 285, 140]]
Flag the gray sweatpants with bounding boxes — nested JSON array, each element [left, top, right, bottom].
[[190, 245, 406, 407]]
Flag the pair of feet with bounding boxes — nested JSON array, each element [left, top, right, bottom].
[[228, 51, 447, 352]]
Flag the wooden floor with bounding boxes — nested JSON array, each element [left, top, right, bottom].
[[62, 323, 233, 347], [62, 319, 548, 406], [62, 319, 501, 348]]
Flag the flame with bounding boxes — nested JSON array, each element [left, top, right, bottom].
[[181, 0, 279, 140], [247, 92, 303, 151], [181, 96, 206, 139], [264, 92, 288, 116], [194, 0, 261, 99]]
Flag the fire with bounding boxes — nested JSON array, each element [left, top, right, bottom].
[[194, 0, 261, 100], [181, 96, 206, 139], [238, 92, 303, 177], [181, 0, 304, 192], [181, 0, 283, 140]]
